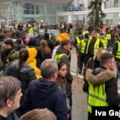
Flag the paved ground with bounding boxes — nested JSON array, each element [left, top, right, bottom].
[[70, 47, 88, 120], [72, 77, 87, 120]]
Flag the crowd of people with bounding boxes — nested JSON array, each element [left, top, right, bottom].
[[74, 25, 120, 120], [0, 22, 74, 120], [0, 22, 120, 120]]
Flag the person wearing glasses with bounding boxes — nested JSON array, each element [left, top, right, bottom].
[[87, 52, 120, 120]]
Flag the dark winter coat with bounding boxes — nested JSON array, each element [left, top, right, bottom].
[[23, 79, 68, 120], [3, 60, 36, 94], [1, 48, 13, 65], [16, 30, 25, 38]]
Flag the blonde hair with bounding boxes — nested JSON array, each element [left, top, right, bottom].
[[19, 108, 57, 120]]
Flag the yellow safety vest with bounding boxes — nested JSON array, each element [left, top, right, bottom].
[[80, 39, 86, 53], [49, 34, 52, 40], [115, 41, 120, 59], [86, 38, 100, 55], [105, 33, 111, 40], [76, 36, 81, 46], [88, 82, 108, 113], [54, 53, 68, 61], [29, 27, 34, 34], [101, 38, 108, 49]]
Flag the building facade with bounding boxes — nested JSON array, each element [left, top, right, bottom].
[[57, 0, 120, 25], [0, 0, 120, 26], [0, 0, 71, 25]]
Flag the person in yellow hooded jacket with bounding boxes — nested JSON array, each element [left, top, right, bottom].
[[26, 47, 41, 79]]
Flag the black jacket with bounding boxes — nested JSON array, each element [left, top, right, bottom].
[[1, 48, 13, 65], [16, 30, 25, 38], [23, 79, 68, 120], [3, 60, 36, 94], [85, 38, 103, 57]]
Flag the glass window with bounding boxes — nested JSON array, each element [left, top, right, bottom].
[[31, 9, 34, 14], [24, 3, 35, 14], [36, 5, 39, 14], [39, 5, 44, 14]]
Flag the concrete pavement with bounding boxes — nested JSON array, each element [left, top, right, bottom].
[[70, 47, 88, 120]]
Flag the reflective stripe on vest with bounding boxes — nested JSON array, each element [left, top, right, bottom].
[[116, 41, 120, 59], [86, 38, 91, 54], [94, 39, 100, 55], [76, 36, 81, 46], [88, 82, 108, 113], [54, 53, 68, 61], [101, 38, 108, 49], [80, 39, 86, 53]]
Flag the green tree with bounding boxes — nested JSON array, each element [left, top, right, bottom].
[[88, 0, 106, 29]]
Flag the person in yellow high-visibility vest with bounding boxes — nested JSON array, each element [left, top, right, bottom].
[[105, 30, 111, 41], [84, 31, 103, 65], [54, 40, 73, 120], [87, 52, 120, 120], [78, 33, 88, 74], [112, 38, 120, 62], [100, 32, 108, 50], [74, 31, 83, 72], [74, 31, 82, 52], [105, 28, 112, 52], [112, 37, 120, 77]]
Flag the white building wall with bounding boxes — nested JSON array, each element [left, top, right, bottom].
[[58, 0, 120, 25], [73, 0, 78, 7], [113, 13, 119, 24], [118, 0, 120, 7], [84, 0, 89, 9], [106, 0, 114, 8]]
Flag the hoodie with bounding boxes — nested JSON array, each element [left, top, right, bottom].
[[23, 79, 68, 120], [26, 47, 41, 79]]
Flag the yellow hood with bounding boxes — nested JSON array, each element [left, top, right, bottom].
[[26, 47, 41, 79]]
